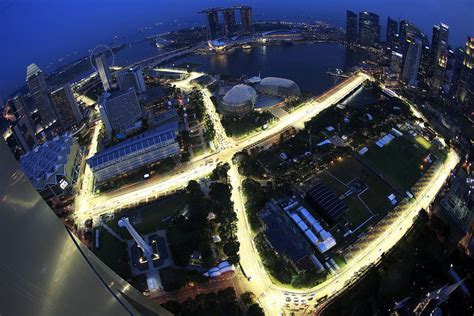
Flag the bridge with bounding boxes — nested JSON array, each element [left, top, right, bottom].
[[129, 45, 202, 69]]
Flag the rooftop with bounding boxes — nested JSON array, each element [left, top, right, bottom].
[[87, 122, 178, 169], [20, 134, 75, 190], [26, 63, 42, 81]]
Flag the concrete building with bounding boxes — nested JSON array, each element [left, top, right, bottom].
[[87, 123, 180, 183], [358, 11, 380, 46], [240, 7, 253, 33], [26, 63, 56, 126], [95, 54, 112, 92], [200, 6, 253, 39], [205, 10, 220, 39], [346, 10, 358, 44], [12, 114, 38, 152], [220, 84, 257, 115], [223, 9, 236, 36], [117, 67, 146, 93], [401, 37, 422, 87], [99, 88, 143, 136], [20, 134, 81, 198], [50, 84, 82, 131]]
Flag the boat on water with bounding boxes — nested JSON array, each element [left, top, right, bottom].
[[242, 44, 252, 49]]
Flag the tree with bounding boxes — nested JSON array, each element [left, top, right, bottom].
[[247, 304, 265, 316]]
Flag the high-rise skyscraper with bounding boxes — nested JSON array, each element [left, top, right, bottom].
[[205, 10, 220, 39], [386, 17, 398, 47], [26, 63, 56, 125], [418, 44, 432, 84], [95, 54, 112, 92], [99, 88, 143, 136], [240, 7, 253, 33], [401, 37, 423, 87], [390, 51, 404, 77], [50, 84, 83, 130], [346, 10, 358, 44], [455, 37, 474, 104], [358, 11, 380, 46], [117, 67, 146, 93], [430, 23, 450, 90], [223, 9, 236, 36]]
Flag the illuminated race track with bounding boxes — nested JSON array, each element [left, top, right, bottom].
[[73, 71, 460, 314]]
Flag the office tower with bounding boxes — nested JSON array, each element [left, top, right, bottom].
[[401, 37, 422, 87], [399, 20, 422, 44], [358, 11, 380, 46], [346, 10, 358, 43], [95, 54, 112, 92], [386, 17, 398, 47], [430, 23, 450, 90], [223, 9, 236, 36], [26, 63, 56, 125], [0, 140, 172, 316], [462, 36, 474, 68], [99, 88, 143, 136], [117, 67, 146, 93], [455, 37, 474, 104], [418, 44, 432, 84], [390, 51, 404, 77], [50, 84, 83, 130], [12, 114, 38, 152]]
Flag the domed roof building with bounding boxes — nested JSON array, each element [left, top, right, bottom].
[[257, 77, 301, 97], [220, 84, 257, 115]]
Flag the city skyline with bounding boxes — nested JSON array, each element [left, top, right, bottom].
[[1, 0, 474, 98]]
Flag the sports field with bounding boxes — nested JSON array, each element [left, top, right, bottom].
[[320, 157, 396, 232], [363, 137, 429, 193]]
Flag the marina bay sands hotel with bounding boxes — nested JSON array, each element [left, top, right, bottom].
[[199, 6, 253, 39]]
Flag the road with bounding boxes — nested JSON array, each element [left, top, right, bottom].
[[68, 71, 462, 315], [74, 71, 369, 226]]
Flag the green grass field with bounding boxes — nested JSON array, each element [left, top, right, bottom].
[[93, 228, 130, 279], [322, 157, 396, 230], [363, 137, 428, 192]]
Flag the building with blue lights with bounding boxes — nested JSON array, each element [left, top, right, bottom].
[[87, 123, 180, 183]]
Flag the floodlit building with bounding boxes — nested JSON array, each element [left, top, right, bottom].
[[50, 84, 83, 130], [87, 123, 180, 183], [98, 88, 143, 136], [257, 77, 301, 97], [19, 134, 81, 198], [220, 84, 257, 115]]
